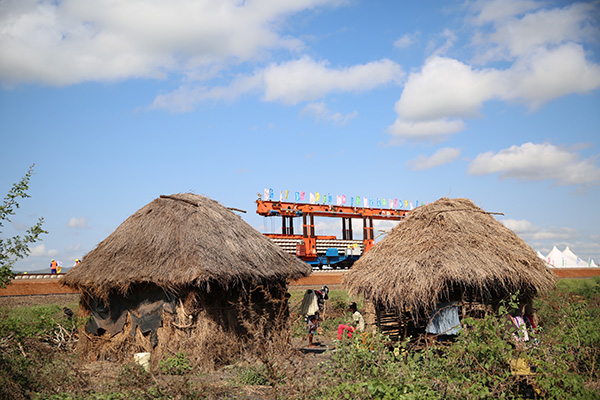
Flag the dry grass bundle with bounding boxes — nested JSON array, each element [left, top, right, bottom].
[[344, 197, 556, 317], [76, 283, 295, 371], [62, 193, 310, 299]]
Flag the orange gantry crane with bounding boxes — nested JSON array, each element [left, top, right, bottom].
[[256, 200, 409, 268]]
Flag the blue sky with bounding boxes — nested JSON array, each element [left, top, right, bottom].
[[1, 0, 599, 272]]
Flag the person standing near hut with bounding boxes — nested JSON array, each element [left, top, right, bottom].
[[306, 312, 320, 348], [337, 302, 365, 340], [300, 287, 328, 347]]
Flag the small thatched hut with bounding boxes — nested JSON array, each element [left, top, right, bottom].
[[343, 197, 556, 339], [62, 193, 310, 367]]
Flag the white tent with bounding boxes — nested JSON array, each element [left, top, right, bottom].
[[546, 246, 565, 268], [563, 247, 581, 267], [543, 246, 598, 268]]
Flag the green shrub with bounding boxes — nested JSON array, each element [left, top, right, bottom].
[[159, 351, 193, 375]]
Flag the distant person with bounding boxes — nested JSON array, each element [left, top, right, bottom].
[[50, 259, 58, 274], [306, 311, 320, 348], [300, 287, 328, 347], [315, 285, 329, 314], [337, 302, 365, 340], [57, 261, 62, 274], [73, 259, 81, 268]]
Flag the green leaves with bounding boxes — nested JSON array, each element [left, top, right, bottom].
[[158, 351, 193, 375], [0, 164, 47, 288]]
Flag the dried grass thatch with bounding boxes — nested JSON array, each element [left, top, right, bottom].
[[344, 197, 556, 316], [63, 193, 310, 298]]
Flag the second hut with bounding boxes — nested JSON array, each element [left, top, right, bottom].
[[343, 197, 556, 340]]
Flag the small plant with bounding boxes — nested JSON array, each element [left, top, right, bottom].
[[237, 364, 270, 386], [159, 351, 193, 375]]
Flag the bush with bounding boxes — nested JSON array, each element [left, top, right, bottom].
[[159, 351, 193, 375]]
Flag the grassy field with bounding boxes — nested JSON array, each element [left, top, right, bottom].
[[1, 277, 599, 399]]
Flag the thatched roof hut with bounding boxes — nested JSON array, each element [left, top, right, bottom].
[[344, 197, 556, 325], [62, 193, 310, 366]]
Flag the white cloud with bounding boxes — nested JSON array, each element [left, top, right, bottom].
[[473, 2, 598, 61], [388, 118, 465, 143], [152, 56, 403, 112], [502, 218, 577, 244], [262, 57, 403, 105], [468, 142, 600, 186], [0, 0, 341, 87], [500, 218, 600, 262], [67, 216, 88, 228], [301, 102, 358, 125], [471, 0, 541, 25], [387, 2, 600, 143], [407, 147, 461, 170], [501, 218, 537, 234], [150, 73, 263, 112], [29, 244, 59, 258], [504, 43, 600, 109], [394, 33, 419, 49], [394, 56, 502, 121]]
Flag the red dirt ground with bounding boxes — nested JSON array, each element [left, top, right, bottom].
[[1, 269, 598, 297]]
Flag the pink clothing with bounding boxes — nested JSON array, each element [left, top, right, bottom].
[[337, 324, 356, 340]]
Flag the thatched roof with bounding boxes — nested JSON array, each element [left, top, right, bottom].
[[63, 193, 311, 297], [343, 197, 556, 314]]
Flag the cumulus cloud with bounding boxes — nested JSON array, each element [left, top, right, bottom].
[[473, 2, 598, 61], [29, 244, 59, 258], [393, 57, 502, 122], [388, 2, 600, 143], [0, 0, 339, 87], [407, 147, 461, 170], [468, 142, 600, 186], [152, 56, 403, 112], [262, 57, 404, 105], [67, 216, 89, 228], [301, 102, 358, 125]]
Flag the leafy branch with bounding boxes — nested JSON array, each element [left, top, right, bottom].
[[0, 164, 47, 287]]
